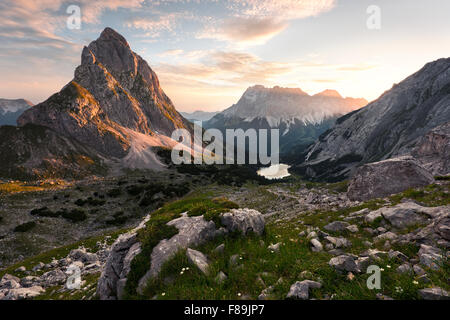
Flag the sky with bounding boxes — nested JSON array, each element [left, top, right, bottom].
[[0, 0, 449, 112]]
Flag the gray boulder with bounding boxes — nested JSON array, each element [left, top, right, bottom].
[[347, 156, 434, 201], [220, 208, 265, 236], [324, 221, 350, 233], [329, 255, 359, 273], [419, 287, 449, 300], [286, 280, 321, 300]]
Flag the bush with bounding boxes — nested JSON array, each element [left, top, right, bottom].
[[30, 207, 60, 218], [14, 221, 37, 232], [107, 188, 122, 198], [62, 209, 87, 222]]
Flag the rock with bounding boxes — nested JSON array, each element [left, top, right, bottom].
[[69, 248, 99, 264], [388, 250, 409, 262], [360, 249, 388, 261], [329, 255, 359, 273], [229, 254, 240, 267], [97, 232, 139, 300], [347, 156, 435, 201], [213, 244, 225, 254], [20, 276, 39, 288], [15, 266, 26, 273], [346, 225, 359, 233], [268, 243, 281, 253], [376, 293, 394, 300], [418, 244, 443, 270], [413, 265, 426, 276], [419, 287, 449, 300], [356, 257, 370, 272], [396, 263, 412, 274], [307, 231, 318, 239], [324, 221, 350, 232], [0, 279, 21, 290], [286, 280, 321, 300], [215, 271, 227, 284], [41, 269, 67, 287], [3, 286, 44, 300], [418, 275, 431, 284], [119, 242, 141, 279], [310, 239, 323, 252], [379, 202, 432, 229], [186, 248, 210, 275], [220, 208, 265, 236], [365, 211, 382, 224], [375, 231, 398, 242], [324, 236, 351, 248], [1, 274, 20, 285], [137, 215, 218, 295], [32, 262, 45, 272], [258, 286, 274, 300]]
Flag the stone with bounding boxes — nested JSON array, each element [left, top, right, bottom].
[[413, 265, 426, 276], [307, 231, 318, 239], [119, 242, 141, 279], [388, 250, 409, 262], [310, 238, 323, 252], [69, 248, 99, 264], [41, 269, 67, 287], [324, 236, 351, 248], [346, 225, 359, 233], [329, 255, 359, 273], [186, 248, 210, 275], [3, 286, 44, 300], [356, 257, 370, 272], [360, 249, 388, 261], [20, 276, 39, 288], [380, 202, 432, 229], [419, 287, 449, 300], [215, 271, 227, 284], [347, 156, 435, 201], [229, 254, 240, 267], [418, 244, 443, 270], [396, 263, 412, 274], [15, 266, 26, 273], [268, 243, 281, 253], [213, 244, 225, 254], [375, 232, 398, 242], [137, 215, 218, 295], [324, 221, 350, 232], [32, 262, 45, 272], [286, 280, 321, 300], [220, 208, 265, 236]]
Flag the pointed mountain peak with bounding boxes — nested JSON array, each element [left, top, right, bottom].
[[315, 89, 342, 98], [98, 27, 130, 47]]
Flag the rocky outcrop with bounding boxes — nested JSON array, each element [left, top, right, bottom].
[[412, 122, 450, 176], [347, 156, 434, 201], [299, 58, 450, 181], [97, 208, 266, 300], [17, 28, 192, 165], [220, 208, 265, 236]]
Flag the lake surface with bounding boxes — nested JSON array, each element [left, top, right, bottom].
[[257, 164, 291, 180]]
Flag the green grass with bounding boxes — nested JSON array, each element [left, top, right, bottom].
[[389, 183, 449, 207], [0, 228, 127, 279], [123, 195, 239, 299]]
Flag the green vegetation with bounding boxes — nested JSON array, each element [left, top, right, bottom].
[[389, 183, 449, 206], [14, 221, 37, 233], [123, 195, 239, 299]]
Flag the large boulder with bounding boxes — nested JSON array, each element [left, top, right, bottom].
[[220, 208, 265, 236], [347, 156, 434, 201]]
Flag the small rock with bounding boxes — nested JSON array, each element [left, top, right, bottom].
[[324, 221, 350, 232], [419, 287, 449, 300], [15, 266, 26, 273], [213, 244, 225, 254], [346, 225, 359, 233], [215, 271, 227, 284], [413, 265, 426, 276], [329, 255, 359, 273], [286, 280, 321, 300], [186, 248, 210, 275], [396, 263, 412, 274], [310, 239, 323, 252], [268, 243, 281, 253]]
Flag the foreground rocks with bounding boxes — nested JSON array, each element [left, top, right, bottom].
[[347, 156, 435, 201], [97, 208, 265, 299]]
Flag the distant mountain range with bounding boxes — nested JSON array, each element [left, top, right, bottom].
[[0, 99, 33, 126], [181, 110, 218, 123], [295, 58, 450, 181], [205, 85, 367, 153]]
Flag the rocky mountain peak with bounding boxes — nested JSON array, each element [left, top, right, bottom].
[[18, 27, 192, 164], [315, 89, 342, 98]]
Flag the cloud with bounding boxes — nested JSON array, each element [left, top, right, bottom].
[[228, 0, 336, 20], [198, 17, 287, 45]]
